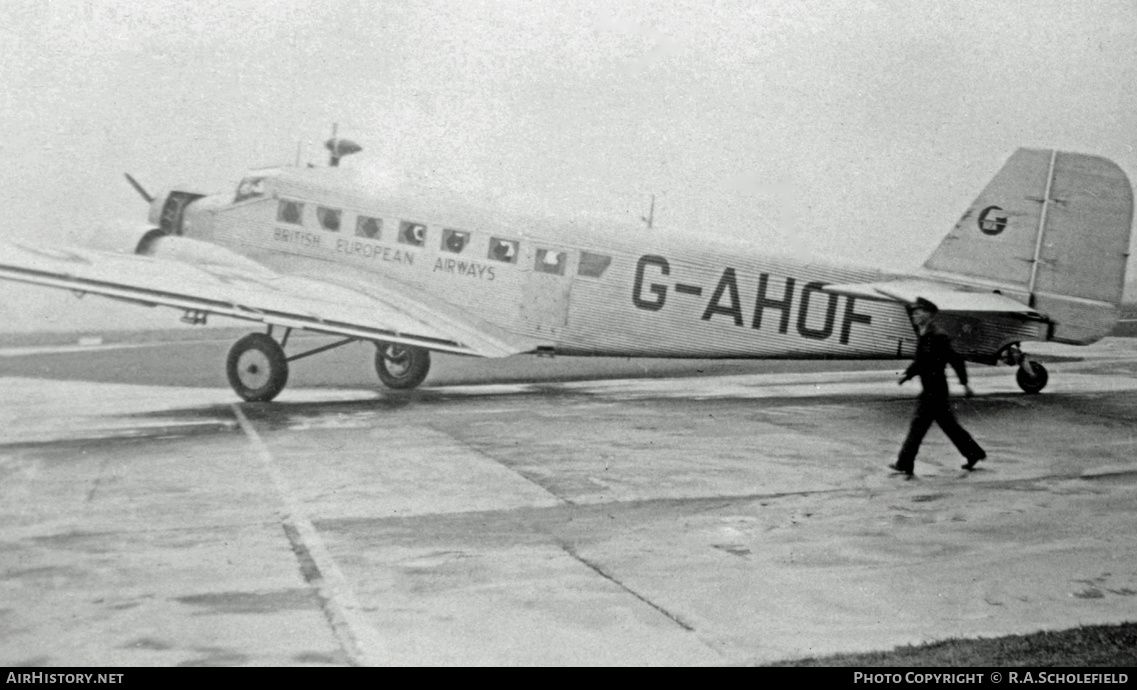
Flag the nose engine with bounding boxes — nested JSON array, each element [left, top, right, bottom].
[[90, 176, 215, 255], [148, 189, 205, 236]]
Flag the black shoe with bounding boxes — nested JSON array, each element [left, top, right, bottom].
[[888, 463, 913, 477], [962, 455, 985, 471]]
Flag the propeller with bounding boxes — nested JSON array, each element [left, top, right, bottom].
[[124, 173, 153, 203]]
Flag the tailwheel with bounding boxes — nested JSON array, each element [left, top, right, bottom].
[[374, 342, 430, 389], [227, 333, 289, 402], [1016, 360, 1049, 394]]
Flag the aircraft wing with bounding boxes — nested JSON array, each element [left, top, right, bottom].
[[823, 279, 1047, 318], [0, 240, 527, 358]]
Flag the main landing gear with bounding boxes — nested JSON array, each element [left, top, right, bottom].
[[225, 327, 432, 402], [374, 342, 431, 390], [1001, 343, 1049, 394], [227, 333, 289, 402]]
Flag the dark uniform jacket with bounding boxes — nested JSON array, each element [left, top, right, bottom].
[[903, 324, 968, 399]]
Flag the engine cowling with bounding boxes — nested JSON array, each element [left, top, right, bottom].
[[86, 223, 167, 255], [137, 235, 273, 273], [147, 188, 206, 236], [85, 223, 271, 274]]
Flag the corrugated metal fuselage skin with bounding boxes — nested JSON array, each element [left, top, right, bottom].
[[179, 167, 1050, 363]]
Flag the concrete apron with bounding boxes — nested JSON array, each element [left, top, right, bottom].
[[1, 339, 1136, 665]]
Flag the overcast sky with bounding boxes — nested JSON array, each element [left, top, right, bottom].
[[1, 0, 1135, 330]]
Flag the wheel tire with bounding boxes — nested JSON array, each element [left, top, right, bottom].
[[374, 342, 430, 390], [226, 333, 289, 402], [1015, 360, 1049, 394]]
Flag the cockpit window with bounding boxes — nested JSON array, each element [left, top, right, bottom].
[[578, 251, 612, 278], [317, 206, 341, 232], [535, 248, 566, 275], [357, 216, 382, 239], [277, 199, 303, 225], [441, 229, 469, 253], [235, 177, 265, 202], [399, 221, 426, 246], [488, 237, 518, 263]]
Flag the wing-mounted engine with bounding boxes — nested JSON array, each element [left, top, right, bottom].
[[85, 221, 270, 275], [138, 235, 274, 274], [86, 222, 167, 255]]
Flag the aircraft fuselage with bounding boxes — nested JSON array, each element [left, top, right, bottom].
[[174, 166, 1044, 363]]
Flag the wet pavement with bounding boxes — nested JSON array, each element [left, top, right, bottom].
[[2, 338, 1136, 665]]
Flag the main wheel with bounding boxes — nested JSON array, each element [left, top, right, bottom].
[[374, 342, 430, 389], [1015, 360, 1049, 394], [226, 333, 289, 402]]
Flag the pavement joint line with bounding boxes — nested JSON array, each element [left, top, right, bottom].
[[231, 403, 387, 667], [420, 423, 717, 643], [315, 469, 1136, 534], [558, 542, 706, 638], [84, 455, 113, 504], [425, 421, 574, 505]]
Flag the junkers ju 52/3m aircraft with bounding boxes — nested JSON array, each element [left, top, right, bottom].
[[0, 138, 1131, 402]]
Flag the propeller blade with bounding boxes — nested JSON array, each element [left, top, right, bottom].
[[124, 173, 154, 203]]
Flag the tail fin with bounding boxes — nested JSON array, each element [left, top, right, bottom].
[[922, 148, 1134, 344]]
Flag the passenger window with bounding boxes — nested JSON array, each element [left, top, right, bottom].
[[442, 229, 469, 253], [578, 251, 612, 278], [488, 238, 518, 263], [277, 200, 303, 225], [399, 221, 426, 246], [356, 216, 382, 239], [317, 206, 341, 232], [535, 248, 566, 275]]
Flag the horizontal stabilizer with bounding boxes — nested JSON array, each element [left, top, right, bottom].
[[823, 280, 1045, 318]]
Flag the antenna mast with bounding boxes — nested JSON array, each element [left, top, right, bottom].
[[642, 194, 655, 230]]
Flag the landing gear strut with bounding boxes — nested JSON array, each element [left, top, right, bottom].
[[226, 328, 353, 402], [1003, 343, 1049, 394]]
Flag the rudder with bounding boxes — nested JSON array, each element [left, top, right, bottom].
[[922, 148, 1134, 344]]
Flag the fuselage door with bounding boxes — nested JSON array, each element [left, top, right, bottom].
[[519, 245, 574, 337]]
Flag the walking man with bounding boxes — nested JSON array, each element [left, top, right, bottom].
[[890, 298, 986, 477]]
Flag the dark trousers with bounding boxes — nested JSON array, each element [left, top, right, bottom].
[[897, 395, 985, 470]]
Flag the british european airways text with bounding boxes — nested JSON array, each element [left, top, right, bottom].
[[272, 228, 415, 265]]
